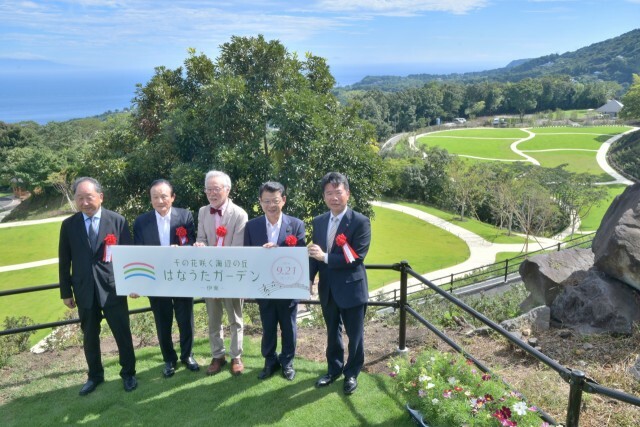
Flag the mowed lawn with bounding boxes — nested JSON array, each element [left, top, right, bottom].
[[528, 126, 631, 135], [416, 128, 526, 160], [2, 337, 413, 427], [518, 133, 604, 151], [0, 221, 63, 266], [527, 150, 612, 181], [367, 206, 468, 289]]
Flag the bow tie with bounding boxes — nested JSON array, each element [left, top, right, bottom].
[[210, 207, 222, 216]]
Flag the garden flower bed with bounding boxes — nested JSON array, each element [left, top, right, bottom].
[[389, 349, 554, 426]]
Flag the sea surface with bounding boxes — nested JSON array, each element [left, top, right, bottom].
[[0, 64, 476, 124]]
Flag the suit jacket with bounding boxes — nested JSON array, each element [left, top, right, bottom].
[[309, 208, 371, 309], [133, 207, 196, 247], [196, 199, 248, 247], [59, 209, 132, 309], [244, 214, 307, 305]]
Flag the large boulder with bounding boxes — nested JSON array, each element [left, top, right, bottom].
[[518, 248, 594, 311], [550, 269, 640, 335], [592, 183, 640, 291]]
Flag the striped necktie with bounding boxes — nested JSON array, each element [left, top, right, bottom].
[[327, 217, 339, 253]]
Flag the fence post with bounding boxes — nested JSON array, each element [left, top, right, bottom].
[[566, 370, 586, 427], [504, 259, 509, 282], [397, 260, 409, 355], [557, 242, 561, 252], [450, 273, 454, 292]]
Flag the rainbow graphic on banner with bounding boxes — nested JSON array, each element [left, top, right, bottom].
[[123, 262, 156, 281]]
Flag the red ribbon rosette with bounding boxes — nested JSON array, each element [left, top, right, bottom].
[[176, 226, 188, 245], [215, 226, 227, 247], [284, 235, 297, 247], [103, 233, 117, 262], [335, 233, 359, 263]]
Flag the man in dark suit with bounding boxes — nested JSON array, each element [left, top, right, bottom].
[[244, 181, 306, 381], [132, 179, 199, 378], [59, 177, 137, 395], [308, 172, 371, 395]]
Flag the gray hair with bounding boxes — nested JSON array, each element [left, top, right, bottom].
[[204, 170, 232, 190], [73, 177, 103, 194]]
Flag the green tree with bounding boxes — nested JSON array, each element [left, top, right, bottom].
[[620, 73, 640, 120], [93, 36, 384, 223], [505, 78, 543, 122]]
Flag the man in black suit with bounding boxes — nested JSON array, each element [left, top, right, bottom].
[[244, 181, 306, 381], [59, 177, 137, 395], [308, 172, 371, 395], [132, 179, 199, 377]]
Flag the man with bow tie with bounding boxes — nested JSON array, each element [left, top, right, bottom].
[[244, 181, 306, 381], [194, 170, 248, 376]]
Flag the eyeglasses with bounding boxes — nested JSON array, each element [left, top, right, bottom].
[[204, 186, 226, 194], [260, 199, 282, 206]]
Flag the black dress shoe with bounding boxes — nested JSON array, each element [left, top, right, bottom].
[[181, 356, 200, 372], [315, 373, 341, 388], [123, 375, 138, 392], [163, 361, 177, 377], [282, 366, 296, 381], [79, 378, 103, 396], [257, 363, 280, 380], [343, 376, 358, 395]]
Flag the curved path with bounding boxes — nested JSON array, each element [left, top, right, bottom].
[[371, 201, 562, 295]]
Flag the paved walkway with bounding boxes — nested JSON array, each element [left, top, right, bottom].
[[370, 201, 562, 295]]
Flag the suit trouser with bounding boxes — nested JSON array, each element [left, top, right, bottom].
[[205, 298, 243, 359], [321, 291, 366, 379], [258, 299, 297, 368], [149, 296, 195, 363], [78, 295, 136, 380]]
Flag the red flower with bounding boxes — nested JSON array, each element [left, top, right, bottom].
[[176, 226, 187, 238], [216, 226, 227, 237], [284, 235, 297, 246], [335, 233, 347, 247], [104, 234, 117, 245]]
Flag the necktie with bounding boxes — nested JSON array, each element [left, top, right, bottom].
[[327, 217, 339, 253], [210, 207, 222, 216], [88, 217, 98, 252]]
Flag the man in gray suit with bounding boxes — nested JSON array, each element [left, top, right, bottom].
[[59, 177, 137, 395], [194, 170, 248, 375], [132, 179, 199, 378]]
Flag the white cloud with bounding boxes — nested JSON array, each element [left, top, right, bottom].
[[315, 0, 488, 16]]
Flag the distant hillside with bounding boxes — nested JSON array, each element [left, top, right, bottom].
[[345, 28, 640, 91]]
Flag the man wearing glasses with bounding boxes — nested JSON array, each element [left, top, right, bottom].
[[194, 170, 248, 376], [244, 181, 306, 381]]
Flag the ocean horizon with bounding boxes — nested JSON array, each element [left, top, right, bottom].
[[0, 63, 481, 124]]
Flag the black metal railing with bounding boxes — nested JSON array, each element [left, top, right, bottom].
[[3, 249, 639, 427]]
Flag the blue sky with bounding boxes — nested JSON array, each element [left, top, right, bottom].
[[1, 0, 640, 84]]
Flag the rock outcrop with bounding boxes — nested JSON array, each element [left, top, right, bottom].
[[519, 183, 640, 335]]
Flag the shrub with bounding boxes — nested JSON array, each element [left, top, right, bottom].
[[0, 316, 37, 367], [129, 311, 157, 348]]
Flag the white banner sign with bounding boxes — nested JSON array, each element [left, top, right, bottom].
[[112, 246, 310, 299]]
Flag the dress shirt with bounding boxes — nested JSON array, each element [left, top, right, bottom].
[[83, 208, 102, 235], [324, 206, 348, 264], [265, 214, 283, 245], [211, 199, 229, 229], [155, 208, 172, 247]]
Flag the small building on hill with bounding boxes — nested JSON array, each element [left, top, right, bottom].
[[596, 99, 624, 117]]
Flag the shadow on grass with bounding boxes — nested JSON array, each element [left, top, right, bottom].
[[2, 338, 413, 426]]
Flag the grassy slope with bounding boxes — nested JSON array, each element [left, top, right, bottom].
[[367, 206, 468, 289], [0, 222, 62, 266], [397, 201, 527, 244], [580, 184, 628, 231]]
